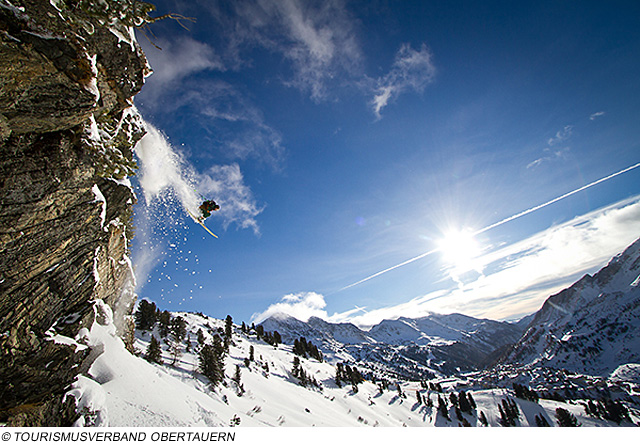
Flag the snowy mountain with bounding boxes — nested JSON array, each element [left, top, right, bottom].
[[261, 312, 524, 378], [502, 237, 640, 376], [70, 303, 639, 427]]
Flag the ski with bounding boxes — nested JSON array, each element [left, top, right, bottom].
[[187, 210, 219, 238]]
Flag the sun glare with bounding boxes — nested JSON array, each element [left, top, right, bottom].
[[437, 229, 481, 269]]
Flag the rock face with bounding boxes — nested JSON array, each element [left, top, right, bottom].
[[0, 0, 150, 426]]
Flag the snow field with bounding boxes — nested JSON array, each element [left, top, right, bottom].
[[69, 308, 638, 427]]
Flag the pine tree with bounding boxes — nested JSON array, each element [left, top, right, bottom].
[[335, 364, 343, 388], [458, 391, 472, 413], [299, 368, 308, 387], [255, 324, 264, 340], [249, 345, 255, 362], [232, 364, 242, 386], [198, 343, 225, 387], [197, 328, 205, 345], [292, 356, 301, 379], [273, 331, 282, 346], [498, 398, 520, 427], [293, 338, 304, 357], [225, 315, 233, 340], [158, 310, 171, 338], [144, 335, 163, 364], [467, 392, 476, 410], [438, 395, 450, 421], [168, 337, 182, 366], [513, 383, 539, 402], [478, 411, 488, 426], [416, 391, 423, 405], [555, 407, 580, 427], [135, 299, 157, 331], [170, 316, 187, 342]]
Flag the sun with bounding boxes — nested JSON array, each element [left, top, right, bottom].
[[436, 229, 481, 269]]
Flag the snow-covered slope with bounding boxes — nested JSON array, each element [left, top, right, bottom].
[[70, 304, 639, 427], [503, 237, 640, 376]]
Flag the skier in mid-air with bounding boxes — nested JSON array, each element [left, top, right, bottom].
[[198, 199, 220, 221]]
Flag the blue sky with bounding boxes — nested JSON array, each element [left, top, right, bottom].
[[132, 0, 640, 327]]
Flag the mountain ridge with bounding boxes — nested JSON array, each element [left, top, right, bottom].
[[260, 310, 525, 378], [501, 237, 640, 376]]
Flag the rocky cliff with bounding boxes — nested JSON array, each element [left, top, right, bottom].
[[0, 0, 151, 426]]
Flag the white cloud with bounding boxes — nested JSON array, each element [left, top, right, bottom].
[[371, 43, 436, 118], [276, 0, 362, 100], [590, 111, 606, 121], [251, 291, 329, 323], [198, 164, 263, 235]]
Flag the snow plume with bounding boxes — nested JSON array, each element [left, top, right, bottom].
[[135, 124, 199, 211], [251, 291, 329, 324], [134, 122, 262, 230]]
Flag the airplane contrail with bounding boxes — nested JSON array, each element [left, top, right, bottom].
[[338, 161, 640, 292], [474, 161, 640, 236], [339, 248, 440, 291]]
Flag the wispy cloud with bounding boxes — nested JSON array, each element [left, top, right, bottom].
[[146, 1, 435, 119], [527, 125, 573, 169], [370, 43, 436, 118], [138, 36, 224, 102], [275, 0, 362, 100], [590, 111, 606, 121], [137, 39, 286, 170], [547, 125, 573, 146], [205, 0, 362, 101]]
